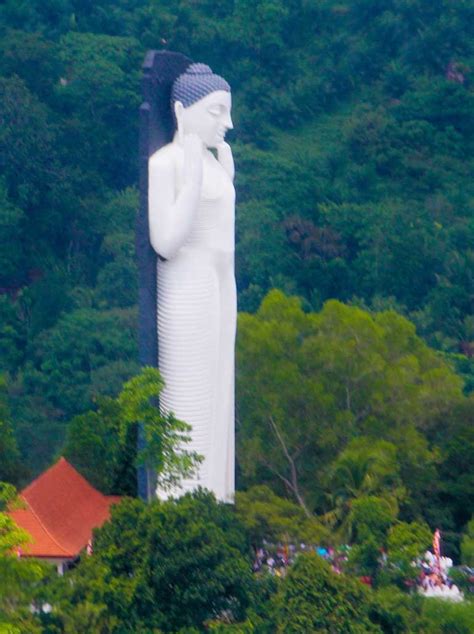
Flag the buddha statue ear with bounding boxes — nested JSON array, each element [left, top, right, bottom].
[[174, 100, 185, 145]]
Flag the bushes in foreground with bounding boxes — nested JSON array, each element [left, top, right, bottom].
[[30, 492, 473, 633]]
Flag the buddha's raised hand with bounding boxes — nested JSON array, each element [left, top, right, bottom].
[[216, 141, 234, 181], [183, 133, 203, 189]]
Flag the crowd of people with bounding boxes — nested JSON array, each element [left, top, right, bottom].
[[252, 541, 351, 577], [252, 541, 468, 602]]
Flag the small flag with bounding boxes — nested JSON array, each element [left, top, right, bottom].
[[433, 529, 441, 576]]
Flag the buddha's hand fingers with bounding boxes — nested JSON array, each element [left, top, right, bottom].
[[216, 141, 234, 180], [183, 133, 203, 187], [216, 141, 231, 153]]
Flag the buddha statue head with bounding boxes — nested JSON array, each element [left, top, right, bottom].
[[171, 63, 233, 148]]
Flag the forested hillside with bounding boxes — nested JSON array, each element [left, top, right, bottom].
[[0, 1, 473, 501], [1, 2, 474, 632]]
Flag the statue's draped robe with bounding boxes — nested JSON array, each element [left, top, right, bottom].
[[153, 150, 236, 502]]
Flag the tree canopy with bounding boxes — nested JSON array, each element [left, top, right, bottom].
[[53, 492, 254, 633], [237, 291, 469, 530], [64, 366, 201, 496], [0, 0, 472, 477], [0, 2, 473, 630]]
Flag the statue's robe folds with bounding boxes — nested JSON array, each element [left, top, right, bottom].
[[151, 147, 236, 503]]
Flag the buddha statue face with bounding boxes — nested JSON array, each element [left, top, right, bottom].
[[174, 90, 233, 148]]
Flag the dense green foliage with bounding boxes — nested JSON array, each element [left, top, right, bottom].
[[235, 485, 329, 546], [461, 518, 474, 567], [50, 492, 255, 633], [0, 2, 473, 631], [0, 0, 472, 476], [63, 366, 201, 496], [0, 377, 24, 485], [237, 290, 474, 550], [2, 488, 474, 633], [24, 489, 472, 633], [0, 485, 46, 633], [273, 553, 380, 633]]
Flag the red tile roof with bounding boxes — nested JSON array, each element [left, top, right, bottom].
[[9, 457, 120, 559]]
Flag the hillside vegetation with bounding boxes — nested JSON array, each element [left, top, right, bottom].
[[1, 2, 474, 631], [0, 0, 473, 538]]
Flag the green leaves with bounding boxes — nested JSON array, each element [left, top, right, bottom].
[[64, 367, 202, 496], [387, 521, 432, 564], [0, 489, 46, 634], [237, 290, 464, 519], [118, 367, 202, 493], [0, 377, 23, 486], [461, 517, 474, 566], [56, 492, 254, 633], [0, 0, 471, 491], [274, 553, 381, 633], [57, 31, 141, 188], [384, 520, 433, 585], [0, 180, 24, 286], [236, 485, 329, 545]]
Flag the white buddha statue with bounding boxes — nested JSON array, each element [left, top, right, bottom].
[[148, 64, 235, 502]]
